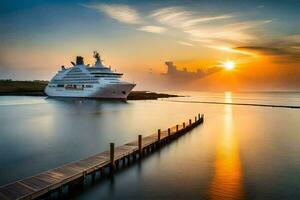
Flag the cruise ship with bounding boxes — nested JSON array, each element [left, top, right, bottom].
[[45, 51, 136, 99]]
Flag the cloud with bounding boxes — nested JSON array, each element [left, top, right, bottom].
[[176, 41, 194, 46], [235, 45, 300, 61], [184, 19, 272, 49], [149, 6, 272, 50], [207, 45, 256, 56], [281, 34, 300, 46], [164, 61, 221, 82], [150, 6, 233, 28], [137, 25, 166, 33], [223, 20, 272, 31], [82, 3, 275, 56], [185, 28, 254, 44], [182, 15, 233, 27], [82, 3, 141, 24], [236, 46, 286, 55]]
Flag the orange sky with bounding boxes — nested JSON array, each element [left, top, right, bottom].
[[0, 1, 299, 91]]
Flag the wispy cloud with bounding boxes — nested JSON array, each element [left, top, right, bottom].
[[282, 34, 300, 46], [207, 45, 256, 56], [177, 41, 194, 47], [137, 26, 166, 33], [150, 7, 233, 28], [223, 20, 272, 31], [82, 3, 141, 24], [182, 15, 233, 27], [185, 28, 254, 44], [235, 45, 300, 61], [234, 34, 300, 60], [149, 6, 274, 55], [184, 19, 272, 47], [82, 3, 275, 57]]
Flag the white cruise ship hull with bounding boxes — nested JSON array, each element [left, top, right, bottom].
[[45, 83, 135, 99]]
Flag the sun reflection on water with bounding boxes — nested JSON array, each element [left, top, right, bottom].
[[209, 92, 244, 200]]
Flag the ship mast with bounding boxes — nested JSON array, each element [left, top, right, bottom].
[[94, 51, 104, 67]]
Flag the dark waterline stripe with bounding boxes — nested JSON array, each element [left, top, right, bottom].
[[164, 100, 300, 109]]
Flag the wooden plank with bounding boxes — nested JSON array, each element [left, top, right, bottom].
[[54, 165, 82, 176], [34, 174, 61, 185], [43, 171, 66, 181], [20, 177, 50, 191], [0, 182, 34, 200], [46, 170, 72, 180]]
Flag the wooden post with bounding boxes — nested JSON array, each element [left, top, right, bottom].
[[189, 119, 192, 125], [138, 135, 142, 156], [110, 143, 116, 172], [176, 125, 179, 131], [183, 122, 185, 128], [198, 113, 201, 120], [168, 128, 171, 136], [100, 167, 104, 177], [116, 160, 119, 169], [59, 186, 63, 196], [126, 155, 130, 165], [195, 116, 197, 122], [91, 172, 96, 184], [158, 129, 161, 140]]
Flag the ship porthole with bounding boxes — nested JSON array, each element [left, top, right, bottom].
[[122, 91, 126, 95]]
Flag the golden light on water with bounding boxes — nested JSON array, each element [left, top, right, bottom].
[[209, 92, 244, 200]]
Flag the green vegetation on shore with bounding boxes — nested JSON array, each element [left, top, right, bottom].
[[0, 80, 179, 99], [127, 91, 178, 100], [0, 80, 48, 95]]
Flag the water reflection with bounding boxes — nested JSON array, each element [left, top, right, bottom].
[[209, 92, 244, 200]]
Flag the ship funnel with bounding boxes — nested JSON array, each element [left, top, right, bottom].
[[76, 56, 84, 65]]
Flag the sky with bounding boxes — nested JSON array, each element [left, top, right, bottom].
[[0, 0, 300, 91]]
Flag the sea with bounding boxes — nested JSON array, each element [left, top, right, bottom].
[[0, 92, 299, 200]]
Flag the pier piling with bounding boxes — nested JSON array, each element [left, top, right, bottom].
[[138, 135, 142, 156], [158, 129, 161, 141], [110, 143, 116, 173]]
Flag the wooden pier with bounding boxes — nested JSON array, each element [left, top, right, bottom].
[[0, 114, 204, 200]]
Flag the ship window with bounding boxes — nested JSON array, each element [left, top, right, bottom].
[[57, 84, 64, 87], [122, 91, 126, 95], [85, 85, 93, 88]]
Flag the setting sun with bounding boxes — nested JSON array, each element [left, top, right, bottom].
[[224, 61, 235, 70]]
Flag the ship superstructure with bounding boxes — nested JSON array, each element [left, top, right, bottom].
[[45, 51, 135, 99]]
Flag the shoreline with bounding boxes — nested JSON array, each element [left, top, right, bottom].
[[0, 91, 181, 100], [0, 80, 181, 100]]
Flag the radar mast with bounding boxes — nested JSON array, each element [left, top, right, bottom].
[[94, 51, 104, 67]]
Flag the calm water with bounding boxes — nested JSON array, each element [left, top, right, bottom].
[[0, 92, 300, 200]]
